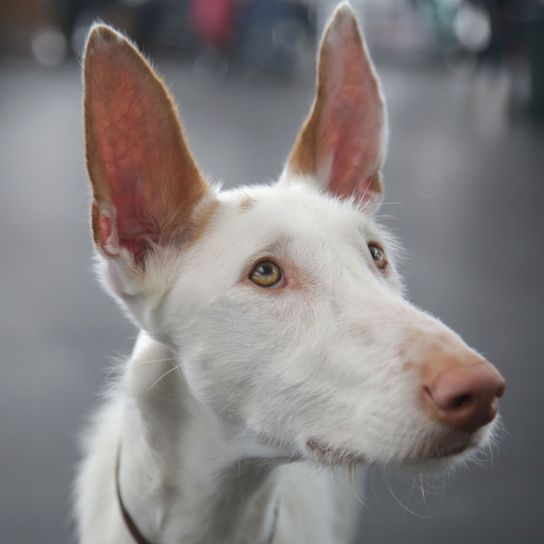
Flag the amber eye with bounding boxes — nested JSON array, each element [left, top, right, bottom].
[[249, 260, 284, 288], [368, 243, 387, 270]]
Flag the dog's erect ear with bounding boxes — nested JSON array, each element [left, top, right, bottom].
[[84, 24, 208, 266], [284, 3, 386, 208]]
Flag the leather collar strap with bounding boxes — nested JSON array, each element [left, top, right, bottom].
[[115, 447, 280, 544], [115, 448, 152, 544]]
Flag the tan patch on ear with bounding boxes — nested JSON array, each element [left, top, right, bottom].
[[369, 172, 383, 195], [239, 195, 255, 211], [187, 198, 220, 247], [91, 201, 100, 246], [287, 43, 328, 177], [357, 172, 383, 205]]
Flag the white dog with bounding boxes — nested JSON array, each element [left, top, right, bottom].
[[75, 3, 506, 543]]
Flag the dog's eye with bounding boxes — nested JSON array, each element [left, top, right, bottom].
[[368, 243, 387, 270], [249, 260, 284, 288]]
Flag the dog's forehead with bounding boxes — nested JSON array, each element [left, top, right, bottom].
[[216, 182, 375, 246]]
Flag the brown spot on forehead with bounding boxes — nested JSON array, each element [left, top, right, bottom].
[[187, 198, 220, 247], [239, 194, 255, 211]]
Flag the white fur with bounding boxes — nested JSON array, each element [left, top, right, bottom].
[[76, 181, 496, 543], [76, 5, 499, 543]]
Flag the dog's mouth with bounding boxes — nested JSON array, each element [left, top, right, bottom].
[[306, 435, 477, 469], [407, 432, 483, 466], [306, 438, 366, 469], [423, 440, 473, 460]]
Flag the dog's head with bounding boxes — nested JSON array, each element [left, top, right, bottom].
[[83, 4, 504, 471]]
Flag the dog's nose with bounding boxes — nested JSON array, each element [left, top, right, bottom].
[[422, 359, 506, 433]]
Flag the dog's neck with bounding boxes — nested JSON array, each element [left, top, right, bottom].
[[117, 332, 282, 544]]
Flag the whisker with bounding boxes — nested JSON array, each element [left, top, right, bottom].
[[350, 472, 367, 508], [418, 473, 429, 514], [403, 481, 415, 519], [369, 466, 383, 509], [145, 363, 181, 392], [137, 357, 177, 366], [376, 214, 402, 222], [385, 479, 430, 519]]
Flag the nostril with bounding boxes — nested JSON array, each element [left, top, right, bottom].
[[450, 393, 473, 409], [425, 386, 475, 412], [422, 385, 433, 403], [423, 385, 473, 411]]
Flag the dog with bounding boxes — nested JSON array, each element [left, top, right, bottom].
[[75, 3, 506, 543]]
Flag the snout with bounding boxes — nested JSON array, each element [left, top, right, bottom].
[[421, 356, 506, 434]]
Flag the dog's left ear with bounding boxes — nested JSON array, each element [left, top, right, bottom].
[[283, 3, 386, 209]]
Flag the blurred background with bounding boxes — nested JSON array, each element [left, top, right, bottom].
[[1, 0, 543, 543]]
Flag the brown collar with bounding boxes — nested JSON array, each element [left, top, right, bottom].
[[115, 447, 280, 544], [115, 448, 152, 544]]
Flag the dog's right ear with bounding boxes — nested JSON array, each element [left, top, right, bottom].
[[84, 24, 209, 268]]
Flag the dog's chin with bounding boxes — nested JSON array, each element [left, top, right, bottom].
[[305, 439, 474, 475], [305, 423, 496, 475], [391, 425, 496, 476], [396, 442, 476, 476]]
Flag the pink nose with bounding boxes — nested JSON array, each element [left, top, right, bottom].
[[423, 360, 506, 433]]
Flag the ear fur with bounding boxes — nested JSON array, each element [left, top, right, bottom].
[[284, 3, 387, 208], [84, 24, 209, 266]]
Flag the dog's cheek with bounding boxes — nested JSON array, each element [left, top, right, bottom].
[[172, 297, 291, 426]]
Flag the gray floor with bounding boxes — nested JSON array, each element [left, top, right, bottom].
[[0, 58, 543, 543]]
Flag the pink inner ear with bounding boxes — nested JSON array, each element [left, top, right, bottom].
[[319, 21, 384, 203], [97, 209, 118, 257], [90, 52, 168, 249], [85, 27, 207, 264], [287, 7, 385, 205]]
